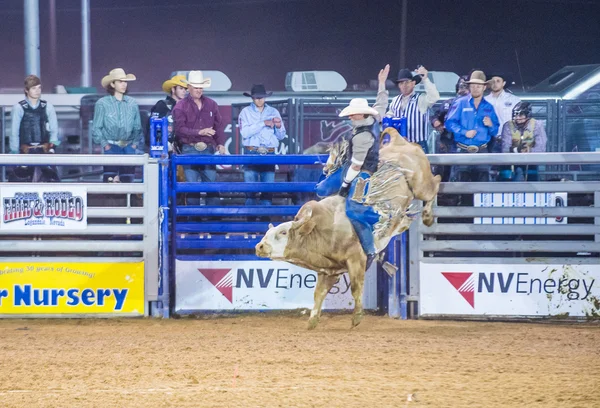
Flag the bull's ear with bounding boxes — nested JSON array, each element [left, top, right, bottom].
[[292, 205, 315, 236], [268, 223, 274, 230]]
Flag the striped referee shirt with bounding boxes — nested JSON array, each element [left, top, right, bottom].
[[386, 78, 440, 143]]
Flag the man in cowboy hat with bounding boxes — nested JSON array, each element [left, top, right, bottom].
[[335, 98, 382, 268], [172, 70, 226, 205], [148, 74, 188, 151], [238, 84, 286, 207], [92, 68, 144, 183], [445, 70, 500, 182], [485, 73, 521, 153], [383, 65, 440, 153]]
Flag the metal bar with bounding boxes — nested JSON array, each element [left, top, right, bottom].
[[24, 0, 40, 76], [419, 240, 600, 252], [596, 191, 600, 244], [1, 107, 6, 181], [144, 160, 161, 313], [175, 206, 300, 216], [0, 257, 144, 263], [426, 224, 600, 235], [87, 207, 146, 217], [434, 207, 600, 217], [172, 154, 328, 166], [400, 232, 408, 320], [176, 239, 261, 249], [176, 254, 266, 261], [0, 241, 144, 251], [439, 182, 600, 193], [0, 154, 150, 166], [175, 182, 316, 193], [2, 225, 145, 235], [81, 0, 91, 87], [177, 222, 271, 233], [419, 257, 600, 265], [409, 202, 421, 313], [158, 155, 170, 318], [426, 152, 600, 165], [387, 237, 399, 318]]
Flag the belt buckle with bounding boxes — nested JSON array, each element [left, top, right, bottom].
[[194, 142, 208, 151], [466, 145, 479, 153], [257, 147, 268, 155], [117, 140, 129, 148]]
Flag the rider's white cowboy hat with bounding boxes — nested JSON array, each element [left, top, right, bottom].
[[101, 68, 136, 89], [338, 98, 378, 117], [186, 71, 212, 88]]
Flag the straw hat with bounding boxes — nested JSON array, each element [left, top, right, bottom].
[[101, 68, 136, 89], [465, 70, 491, 85], [162, 75, 188, 94], [339, 98, 378, 117]]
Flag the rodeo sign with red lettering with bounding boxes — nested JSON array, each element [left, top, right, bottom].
[[175, 260, 378, 312], [420, 263, 600, 318], [0, 186, 87, 230]]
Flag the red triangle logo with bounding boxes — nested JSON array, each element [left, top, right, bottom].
[[442, 272, 475, 308], [198, 269, 233, 303]]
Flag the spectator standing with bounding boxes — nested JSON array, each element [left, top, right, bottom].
[[172, 71, 226, 205], [445, 70, 499, 182], [9, 75, 60, 181], [385, 66, 440, 153], [92, 68, 144, 183], [485, 73, 521, 153], [500, 102, 547, 181], [238, 84, 286, 206], [148, 74, 187, 151], [430, 74, 469, 180]]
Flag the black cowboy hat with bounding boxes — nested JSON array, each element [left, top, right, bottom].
[[395, 68, 422, 85], [487, 73, 515, 87], [243, 84, 273, 98]]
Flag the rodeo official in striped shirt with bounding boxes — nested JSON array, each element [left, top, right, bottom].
[[385, 66, 440, 153]]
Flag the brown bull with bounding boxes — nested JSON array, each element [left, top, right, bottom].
[[378, 127, 441, 226], [255, 127, 440, 329], [255, 196, 369, 329]]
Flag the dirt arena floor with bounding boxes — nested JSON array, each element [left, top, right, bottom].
[[0, 315, 598, 408]]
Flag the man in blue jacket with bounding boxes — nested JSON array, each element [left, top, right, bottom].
[[445, 70, 499, 182]]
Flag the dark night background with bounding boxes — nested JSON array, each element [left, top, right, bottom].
[[1, 0, 599, 92]]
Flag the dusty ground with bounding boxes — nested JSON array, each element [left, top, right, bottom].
[[0, 315, 598, 408]]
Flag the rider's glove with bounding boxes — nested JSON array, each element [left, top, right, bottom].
[[338, 182, 350, 198]]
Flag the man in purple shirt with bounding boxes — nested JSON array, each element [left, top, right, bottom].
[[172, 71, 226, 205]]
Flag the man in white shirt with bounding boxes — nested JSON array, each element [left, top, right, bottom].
[[384, 66, 440, 153], [485, 73, 521, 153]]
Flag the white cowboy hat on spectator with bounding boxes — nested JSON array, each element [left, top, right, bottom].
[[186, 71, 212, 88], [339, 98, 379, 117], [465, 70, 491, 85], [101, 68, 136, 89]]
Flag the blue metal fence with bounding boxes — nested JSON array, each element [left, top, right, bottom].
[[149, 117, 408, 319]]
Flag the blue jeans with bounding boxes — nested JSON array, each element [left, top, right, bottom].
[[102, 143, 141, 183], [180, 144, 219, 206], [243, 151, 275, 205], [345, 172, 380, 256], [449, 146, 491, 182]]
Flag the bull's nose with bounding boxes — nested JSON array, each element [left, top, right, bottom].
[[255, 242, 265, 255]]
